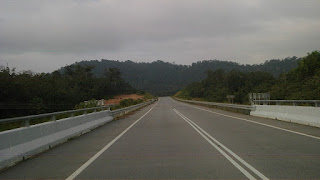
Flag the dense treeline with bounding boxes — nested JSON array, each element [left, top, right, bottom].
[[270, 51, 320, 100], [175, 51, 320, 103], [175, 70, 276, 104], [63, 57, 298, 96], [0, 65, 136, 118]]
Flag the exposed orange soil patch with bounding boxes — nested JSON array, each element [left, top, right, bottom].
[[104, 94, 144, 105]]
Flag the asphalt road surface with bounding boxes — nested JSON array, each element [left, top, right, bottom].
[[1, 97, 320, 179]]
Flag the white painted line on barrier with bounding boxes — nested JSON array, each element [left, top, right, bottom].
[[65, 103, 158, 180], [173, 109, 269, 180], [180, 102, 320, 141]]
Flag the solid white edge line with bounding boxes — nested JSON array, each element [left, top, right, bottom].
[[173, 109, 256, 180], [180, 102, 320, 141], [177, 110, 269, 180], [65, 103, 158, 180]]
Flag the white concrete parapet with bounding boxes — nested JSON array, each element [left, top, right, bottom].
[[0, 99, 156, 170], [250, 105, 320, 127], [0, 110, 113, 170]]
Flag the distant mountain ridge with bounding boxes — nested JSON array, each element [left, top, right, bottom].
[[60, 57, 299, 96]]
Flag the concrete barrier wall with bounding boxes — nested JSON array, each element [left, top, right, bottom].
[[0, 110, 113, 170], [250, 105, 320, 127], [174, 98, 252, 115], [0, 100, 155, 170]]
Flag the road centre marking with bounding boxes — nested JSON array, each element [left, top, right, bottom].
[[173, 108, 269, 180]]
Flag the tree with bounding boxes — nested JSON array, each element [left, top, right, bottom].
[[0, 65, 137, 119], [104, 68, 122, 83]]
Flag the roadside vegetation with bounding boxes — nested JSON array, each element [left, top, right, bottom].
[[0, 93, 155, 132], [0, 67, 155, 131], [0, 65, 142, 119], [75, 92, 155, 111], [108, 92, 155, 110], [174, 51, 320, 104]]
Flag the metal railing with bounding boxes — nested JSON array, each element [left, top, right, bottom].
[[253, 100, 320, 107], [0, 105, 114, 127], [111, 99, 156, 117], [174, 98, 253, 110], [0, 99, 157, 129]]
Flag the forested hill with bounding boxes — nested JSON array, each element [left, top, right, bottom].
[[61, 57, 299, 96]]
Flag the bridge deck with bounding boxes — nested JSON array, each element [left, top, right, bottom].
[[1, 97, 320, 179]]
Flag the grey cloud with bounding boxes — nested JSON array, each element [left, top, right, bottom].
[[0, 0, 319, 72]]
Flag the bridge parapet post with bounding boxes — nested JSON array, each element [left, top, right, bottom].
[[24, 119, 30, 127], [51, 115, 56, 122]]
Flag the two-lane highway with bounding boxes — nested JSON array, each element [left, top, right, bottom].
[[1, 97, 320, 179]]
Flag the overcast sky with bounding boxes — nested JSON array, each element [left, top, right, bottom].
[[1, 0, 320, 72]]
